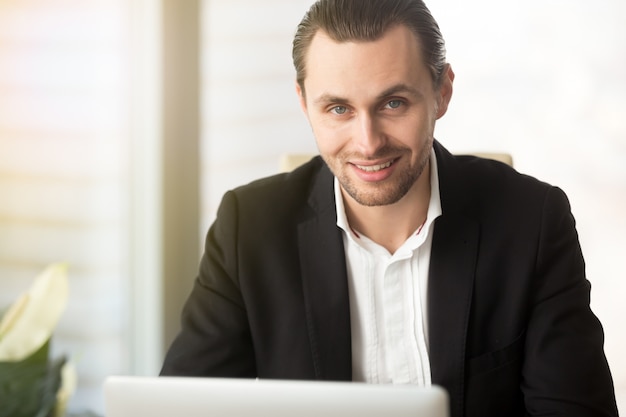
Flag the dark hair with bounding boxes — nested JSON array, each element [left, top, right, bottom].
[[293, 0, 447, 94]]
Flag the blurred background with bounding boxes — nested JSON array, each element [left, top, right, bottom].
[[0, 0, 624, 414]]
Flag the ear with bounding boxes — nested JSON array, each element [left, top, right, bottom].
[[436, 64, 454, 120], [295, 80, 308, 115]]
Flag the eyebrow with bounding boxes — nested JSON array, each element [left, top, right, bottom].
[[377, 84, 423, 101], [313, 93, 348, 107], [312, 83, 423, 106]]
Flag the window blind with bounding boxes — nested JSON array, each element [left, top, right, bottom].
[[0, 0, 132, 412]]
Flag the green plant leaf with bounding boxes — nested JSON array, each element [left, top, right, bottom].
[[0, 340, 65, 417]]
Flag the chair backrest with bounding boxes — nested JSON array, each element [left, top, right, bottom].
[[464, 152, 513, 167], [279, 152, 513, 172]]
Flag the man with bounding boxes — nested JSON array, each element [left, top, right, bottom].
[[161, 0, 618, 416]]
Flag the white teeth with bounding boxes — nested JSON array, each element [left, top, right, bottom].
[[356, 160, 393, 172]]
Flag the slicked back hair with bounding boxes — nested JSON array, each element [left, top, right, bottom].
[[293, 0, 447, 96]]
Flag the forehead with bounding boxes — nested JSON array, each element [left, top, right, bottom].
[[303, 25, 432, 100]]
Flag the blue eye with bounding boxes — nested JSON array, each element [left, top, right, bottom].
[[387, 100, 403, 109], [331, 106, 348, 115]]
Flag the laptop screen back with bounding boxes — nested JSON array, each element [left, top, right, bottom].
[[104, 376, 449, 417]]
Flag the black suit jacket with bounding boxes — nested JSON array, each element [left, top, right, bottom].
[[161, 141, 618, 417]]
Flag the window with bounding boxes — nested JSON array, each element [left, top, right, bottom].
[[0, 0, 163, 412]]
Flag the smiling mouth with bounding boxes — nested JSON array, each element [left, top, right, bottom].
[[354, 159, 394, 172]]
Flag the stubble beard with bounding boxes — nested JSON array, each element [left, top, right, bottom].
[[326, 137, 434, 207]]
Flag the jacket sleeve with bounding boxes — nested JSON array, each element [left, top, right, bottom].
[[160, 190, 257, 377], [521, 186, 618, 416]]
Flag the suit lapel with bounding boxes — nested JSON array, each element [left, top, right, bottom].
[[297, 162, 352, 380], [429, 141, 479, 417], [293, 146, 479, 400], [428, 215, 478, 416]]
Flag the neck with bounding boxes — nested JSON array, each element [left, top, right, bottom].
[[343, 161, 431, 254]]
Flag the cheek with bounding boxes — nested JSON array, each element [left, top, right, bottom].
[[383, 116, 428, 144], [315, 133, 342, 157], [311, 119, 349, 155]]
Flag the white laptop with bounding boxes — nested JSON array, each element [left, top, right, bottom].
[[104, 376, 449, 417]]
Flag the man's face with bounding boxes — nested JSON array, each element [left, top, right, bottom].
[[297, 25, 453, 207]]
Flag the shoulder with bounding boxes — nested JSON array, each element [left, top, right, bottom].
[[219, 156, 331, 220], [435, 145, 557, 217], [457, 154, 549, 194]]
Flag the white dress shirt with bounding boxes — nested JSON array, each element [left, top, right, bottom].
[[335, 149, 442, 385]]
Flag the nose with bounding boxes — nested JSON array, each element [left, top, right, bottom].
[[353, 113, 385, 157]]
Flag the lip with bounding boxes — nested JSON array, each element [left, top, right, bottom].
[[349, 157, 398, 182]]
